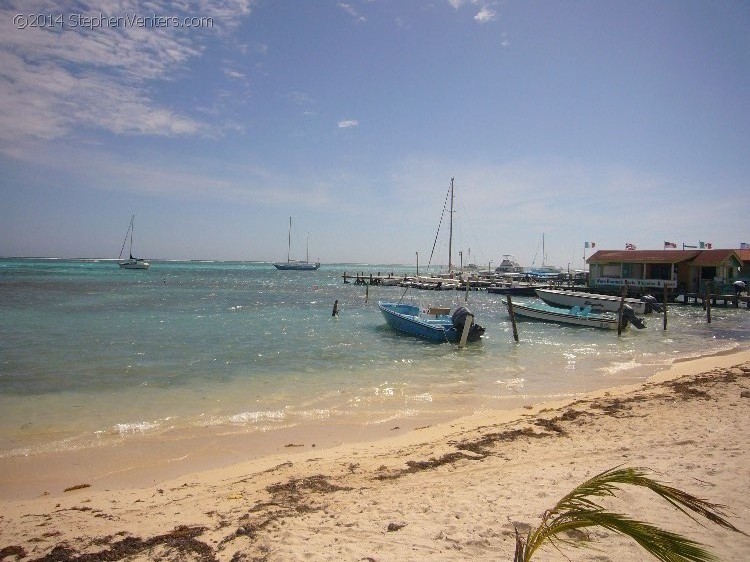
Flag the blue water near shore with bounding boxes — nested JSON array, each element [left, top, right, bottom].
[[1, 258, 748, 459]]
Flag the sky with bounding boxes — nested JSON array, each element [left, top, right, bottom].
[[1, 0, 749, 269]]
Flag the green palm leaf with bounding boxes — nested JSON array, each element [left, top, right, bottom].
[[515, 466, 745, 562]]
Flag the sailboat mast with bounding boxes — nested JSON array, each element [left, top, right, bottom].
[[448, 177, 454, 273], [129, 215, 134, 258], [287, 216, 292, 263]]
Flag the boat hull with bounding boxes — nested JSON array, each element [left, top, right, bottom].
[[507, 302, 622, 330], [273, 261, 320, 271], [488, 284, 545, 296], [378, 302, 457, 341], [118, 260, 150, 269], [535, 288, 646, 314]]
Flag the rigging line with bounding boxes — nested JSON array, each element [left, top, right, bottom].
[[118, 215, 133, 260], [427, 181, 453, 269]]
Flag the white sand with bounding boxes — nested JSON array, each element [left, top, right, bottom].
[[1, 349, 749, 561]]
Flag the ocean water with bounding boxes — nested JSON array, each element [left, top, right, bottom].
[[1, 258, 748, 460]]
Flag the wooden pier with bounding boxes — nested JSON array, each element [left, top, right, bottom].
[[677, 293, 749, 309]]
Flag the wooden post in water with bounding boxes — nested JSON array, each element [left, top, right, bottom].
[[458, 314, 473, 348], [332, 300, 339, 316], [617, 284, 627, 336], [365, 284, 369, 304], [663, 285, 668, 331], [507, 295, 519, 342], [705, 282, 712, 324]]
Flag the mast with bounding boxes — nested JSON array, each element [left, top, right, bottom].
[[129, 215, 134, 259], [448, 177, 454, 273], [306, 231, 310, 263], [287, 216, 292, 263]]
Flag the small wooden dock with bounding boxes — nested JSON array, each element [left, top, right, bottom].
[[677, 293, 749, 308]]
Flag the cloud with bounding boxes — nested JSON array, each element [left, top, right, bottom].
[[447, 0, 499, 24], [338, 3, 366, 23], [338, 119, 359, 129], [474, 7, 497, 23], [0, 0, 255, 156]]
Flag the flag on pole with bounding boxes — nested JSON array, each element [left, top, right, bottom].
[[664, 241, 677, 248], [683, 243, 698, 249], [584, 242, 596, 248], [699, 241, 713, 249], [625, 243, 636, 250]]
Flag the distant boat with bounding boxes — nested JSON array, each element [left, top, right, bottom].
[[535, 288, 649, 314], [530, 233, 562, 276], [494, 255, 524, 274], [117, 215, 150, 270], [273, 217, 320, 271], [505, 301, 645, 330], [378, 301, 484, 343]]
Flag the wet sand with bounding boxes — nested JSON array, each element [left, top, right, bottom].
[[1, 349, 749, 561]]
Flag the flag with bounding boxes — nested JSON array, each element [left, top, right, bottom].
[[584, 242, 596, 249], [683, 244, 697, 249], [699, 241, 713, 249], [664, 241, 677, 248], [741, 242, 749, 249], [625, 243, 636, 250], [706, 242, 712, 249], [700, 241, 705, 249]]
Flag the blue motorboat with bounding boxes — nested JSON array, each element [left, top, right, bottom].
[[377, 301, 485, 343]]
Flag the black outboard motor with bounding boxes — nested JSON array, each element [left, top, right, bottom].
[[620, 304, 647, 329], [640, 294, 662, 313], [451, 306, 485, 342]]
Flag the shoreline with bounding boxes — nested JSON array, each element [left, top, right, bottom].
[[1, 348, 749, 560], [0, 346, 745, 502]]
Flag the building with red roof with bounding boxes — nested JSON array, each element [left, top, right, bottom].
[[586, 248, 745, 294]]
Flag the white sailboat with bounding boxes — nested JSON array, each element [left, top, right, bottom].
[[273, 217, 320, 271], [118, 215, 150, 269]]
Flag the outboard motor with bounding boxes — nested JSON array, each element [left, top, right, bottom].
[[621, 304, 647, 329], [451, 306, 485, 342], [640, 294, 662, 313]]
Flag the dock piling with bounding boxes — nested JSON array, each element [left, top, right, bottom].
[[507, 295, 519, 342]]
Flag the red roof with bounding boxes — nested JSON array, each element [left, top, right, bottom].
[[587, 250, 699, 263], [739, 249, 750, 263], [587, 249, 743, 266]]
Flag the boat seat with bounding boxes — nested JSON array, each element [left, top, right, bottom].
[[570, 305, 581, 315], [427, 307, 451, 316], [580, 305, 592, 316]]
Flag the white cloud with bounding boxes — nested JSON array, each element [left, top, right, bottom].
[[0, 0, 255, 156], [474, 7, 497, 23], [338, 3, 366, 23], [338, 119, 359, 128]]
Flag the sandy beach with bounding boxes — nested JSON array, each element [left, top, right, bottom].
[[1, 349, 749, 561]]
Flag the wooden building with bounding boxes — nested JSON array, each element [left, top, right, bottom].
[[586, 249, 745, 294]]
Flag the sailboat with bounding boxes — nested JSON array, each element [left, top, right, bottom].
[[118, 215, 150, 269], [273, 217, 320, 271], [530, 233, 562, 277]]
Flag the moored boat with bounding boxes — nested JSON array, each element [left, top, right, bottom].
[[505, 301, 645, 330], [273, 217, 320, 271], [378, 301, 485, 343], [117, 215, 150, 270], [535, 288, 649, 314]]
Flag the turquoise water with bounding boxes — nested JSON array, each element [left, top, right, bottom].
[[1, 258, 748, 458]]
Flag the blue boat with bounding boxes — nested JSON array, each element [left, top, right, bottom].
[[377, 301, 485, 343]]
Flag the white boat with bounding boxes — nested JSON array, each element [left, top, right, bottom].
[[530, 234, 562, 276], [495, 255, 524, 274], [273, 217, 320, 271], [535, 288, 648, 314], [117, 215, 150, 269], [506, 301, 645, 330]]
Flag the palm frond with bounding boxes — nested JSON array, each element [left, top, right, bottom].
[[514, 466, 745, 562]]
